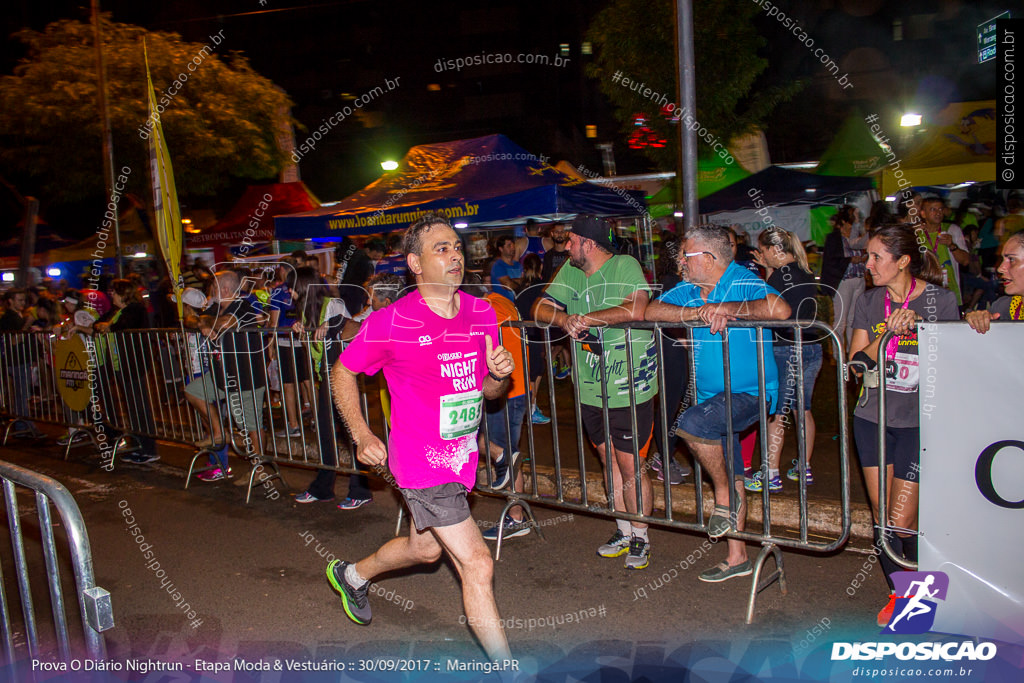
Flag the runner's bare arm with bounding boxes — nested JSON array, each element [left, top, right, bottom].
[[330, 360, 387, 465]]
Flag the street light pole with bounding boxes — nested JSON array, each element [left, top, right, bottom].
[[675, 0, 699, 231], [91, 0, 123, 277]]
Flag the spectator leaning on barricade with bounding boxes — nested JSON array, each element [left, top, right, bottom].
[[533, 214, 658, 570], [93, 279, 159, 463], [327, 214, 515, 661], [645, 224, 791, 583], [745, 228, 823, 493], [291, 266, 371, 508], [966, 232, 1024, 333], [847, 224, 959, 626], [184, 270, 269, 482], [0, 288, 42, 438]]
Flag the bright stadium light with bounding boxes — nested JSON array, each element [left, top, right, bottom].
[[1, 272, 14, 282], [900, 113, 922, 127], [453, 221, 469, 229], [381, 160, 399, 171], [47, 267, 61, 277]]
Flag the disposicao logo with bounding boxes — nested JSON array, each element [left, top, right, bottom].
[[831, 571, 998, 663], [884, 571, 948, 635]]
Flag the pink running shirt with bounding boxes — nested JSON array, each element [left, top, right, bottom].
[[340, 290, 499, 489]]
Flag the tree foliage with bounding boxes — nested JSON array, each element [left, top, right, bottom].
[[587, 0, 799, 170], [0, 16, 293, 205]]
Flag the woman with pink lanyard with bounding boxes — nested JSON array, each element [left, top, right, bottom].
[[848, 224, 958, 627]]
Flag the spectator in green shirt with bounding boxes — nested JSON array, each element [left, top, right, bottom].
[[533, 215, 657, 571]]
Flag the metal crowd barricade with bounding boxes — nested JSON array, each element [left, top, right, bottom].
[[0, 331, 68, 442], [239, 328, 380, 504], [1, 315, 853, 621], [182, 325, 369, 503], [0, 459, 114, 672], [80, 328, 226, 468], [467, 318, 852, 623], [239, 317, 851, 622]]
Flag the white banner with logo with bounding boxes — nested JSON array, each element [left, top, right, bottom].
[[919, 322, 1024, 646]]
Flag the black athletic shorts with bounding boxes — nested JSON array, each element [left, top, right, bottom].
[[580, 400, 654, 453]]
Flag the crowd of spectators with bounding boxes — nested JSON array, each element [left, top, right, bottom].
[[1, 194, 1021, 603]]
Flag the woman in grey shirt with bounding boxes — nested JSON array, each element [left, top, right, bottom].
[[848, 224, 959, 627]]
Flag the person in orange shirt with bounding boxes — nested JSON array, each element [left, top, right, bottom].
[[463, 274, 531, 540]]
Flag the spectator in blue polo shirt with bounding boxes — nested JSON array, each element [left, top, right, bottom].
[[645, 224, 791, 584]]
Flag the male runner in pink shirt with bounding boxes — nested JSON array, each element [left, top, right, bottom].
[[328, 214, 515, 661]]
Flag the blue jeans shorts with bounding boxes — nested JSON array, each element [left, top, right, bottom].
[[675, 392, 765, 478], [774, 343, 822, 415]]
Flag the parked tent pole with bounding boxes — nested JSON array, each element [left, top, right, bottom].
[[675, 0, 699, 231], [92, 0, 123, 277]]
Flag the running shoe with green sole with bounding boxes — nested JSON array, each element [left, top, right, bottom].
[[326, 560, 372, 625]]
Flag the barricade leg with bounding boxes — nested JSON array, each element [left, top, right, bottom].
[[745, 542, 787, 624], [185, 447, 226, 487], [493, 497, 545, 562], [62, 427, 100, 462], [239, 458, 287, 504]]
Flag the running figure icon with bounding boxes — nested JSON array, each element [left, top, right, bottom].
[[887, 574, 939, 631]]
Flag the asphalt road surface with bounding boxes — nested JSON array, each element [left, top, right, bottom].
[[0, 434, 1004, 682]]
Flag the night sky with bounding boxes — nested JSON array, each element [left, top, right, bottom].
[[0, 0, 1008, 233]]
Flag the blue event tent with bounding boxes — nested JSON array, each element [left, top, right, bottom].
[[274, 134, 645, 239]]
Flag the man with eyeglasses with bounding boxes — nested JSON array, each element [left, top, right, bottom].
[[534, 214, 658, 570], [645, 224, 791, 583]]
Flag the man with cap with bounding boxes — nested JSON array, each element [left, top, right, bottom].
[[533, 214, 658, 570]]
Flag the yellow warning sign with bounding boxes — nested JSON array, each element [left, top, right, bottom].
[[55, 336, 92, 412]]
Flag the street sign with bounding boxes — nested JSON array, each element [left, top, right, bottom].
[[978, 11, 1010, 64]]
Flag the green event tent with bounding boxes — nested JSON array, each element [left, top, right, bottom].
[[647, 158, 752, 218], [816, 113, 889, 177]]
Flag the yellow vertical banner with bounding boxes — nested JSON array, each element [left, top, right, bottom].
[[144, 41, 184, 316]]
